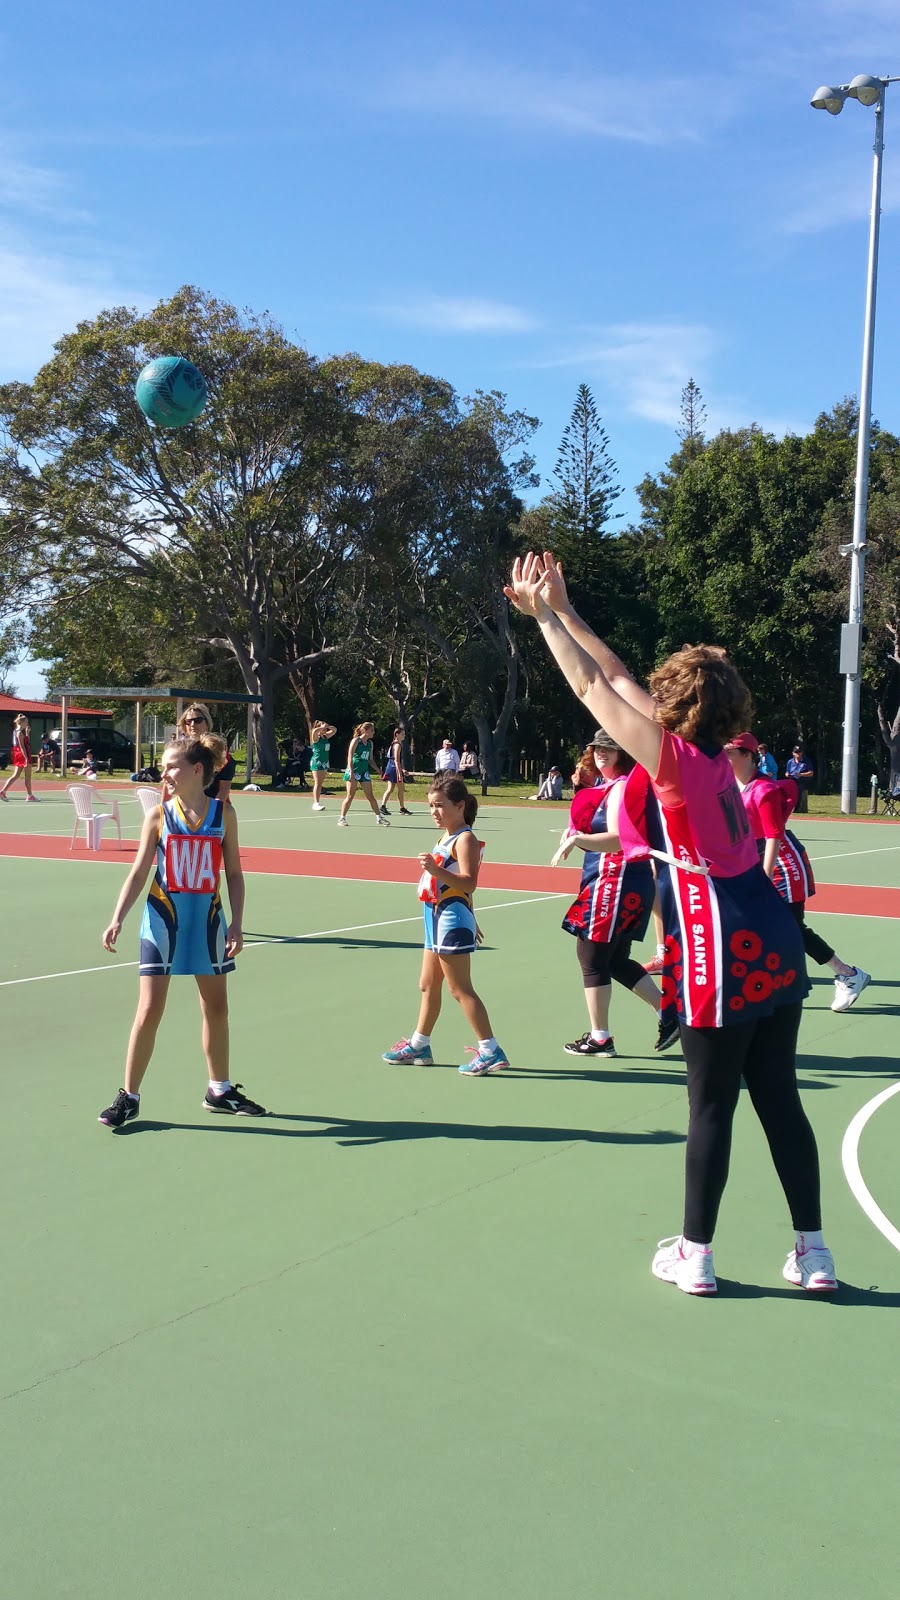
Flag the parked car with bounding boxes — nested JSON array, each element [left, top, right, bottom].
[[47, 727, 137, 772]]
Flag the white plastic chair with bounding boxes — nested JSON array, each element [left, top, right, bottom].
[[67, 786, 124, 851], [135, 786, 162, 816]]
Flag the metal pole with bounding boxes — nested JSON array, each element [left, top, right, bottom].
[[60, 694, 68, 779], [841, 91, 886, 813], [245, 704, 254, 787]]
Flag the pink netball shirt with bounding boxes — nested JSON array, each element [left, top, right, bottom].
[[620, 732, 807, 1028], [738, 772, 814, 904], [739, 773, 784, 843]]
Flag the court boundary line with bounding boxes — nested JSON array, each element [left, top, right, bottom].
[[841, 1082, 900, 1254], [0, 893, 566, 988]]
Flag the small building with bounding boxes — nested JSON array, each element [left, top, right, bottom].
[[0, 694, 112, 759]]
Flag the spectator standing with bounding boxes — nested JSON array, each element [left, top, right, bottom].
[[758, 743, 778, 779], [435, 739, 460, 774], [785, 745, 814, 813]]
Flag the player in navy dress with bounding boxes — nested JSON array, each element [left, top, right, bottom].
[[552, 729, 672, 1059], [97, 733, 265, 1128], [506, 550, 837, 1297]]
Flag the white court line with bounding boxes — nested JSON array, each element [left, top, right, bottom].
[[841, 1082, 900, 1253], [807, 844, 900, 864], [0, 893, 566, 987]]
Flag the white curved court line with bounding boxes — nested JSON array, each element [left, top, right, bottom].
[[841, 1081, 900, 1253]]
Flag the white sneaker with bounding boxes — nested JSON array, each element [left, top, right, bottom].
[[337, 817, 348, 827], [783, 1243, 837, 1291], [26, 794, 41, 803], [831, 967, 871, 1012], [312, 802, 324, 811], [376, 814, 390, 827], [651, 1236, 717, 1295]]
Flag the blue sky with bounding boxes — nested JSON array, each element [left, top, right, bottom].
[[2, 0, 899, 694]]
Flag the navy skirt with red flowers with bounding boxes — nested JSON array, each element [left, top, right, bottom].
[[657, 862, 809, 1031]]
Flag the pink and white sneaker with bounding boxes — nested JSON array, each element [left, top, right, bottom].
[[643, 953, 666, 975], [783, 1243, 838, 1292], [652, 1235, 717, 1295]]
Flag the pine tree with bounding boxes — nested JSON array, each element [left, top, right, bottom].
[[677, 378, 707, 458], [551, 383, 622, 539]]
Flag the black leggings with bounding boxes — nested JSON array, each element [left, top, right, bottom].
[[788, 902, 834, 966], [576, 935, 646, 992], [681, 1002, 821, 1243]]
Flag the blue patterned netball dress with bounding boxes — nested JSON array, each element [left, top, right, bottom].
[[139, 798, 234, 977]]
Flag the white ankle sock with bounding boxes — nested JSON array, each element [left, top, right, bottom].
[[796, 1230, 824, 1253], [590, 1029, 611, 1043], [681, 1236, 711, 1255], [209, 1080, 232, 1095], [656, 943, 666, 958], [410, 1032, 430, 1049], [478, 1037, 499, 1053]]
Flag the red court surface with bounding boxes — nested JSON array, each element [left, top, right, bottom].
[[2, 830, 898, 916]]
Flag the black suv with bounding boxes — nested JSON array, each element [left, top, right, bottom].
[[48, 727, 137, 772]]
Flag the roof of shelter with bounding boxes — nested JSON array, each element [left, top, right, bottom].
[[0, 694, 112, 718]]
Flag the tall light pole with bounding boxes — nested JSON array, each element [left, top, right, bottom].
[[811, 73, 899, 813]]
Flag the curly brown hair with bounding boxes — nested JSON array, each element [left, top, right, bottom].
[[574, 742, 635, 786], [648, 645, 753, 747]]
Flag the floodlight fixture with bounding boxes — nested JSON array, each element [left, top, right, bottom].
[[810, 85, 846, 114], [847, 74, 883, 107]]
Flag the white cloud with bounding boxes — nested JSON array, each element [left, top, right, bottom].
[[0, 146, 92, 224], [0, 240, 150, 379], [371, 59, 734, 146], [781, 144, 900, 234], [536, 321, 718, 425], [375, 294, 539, 334]]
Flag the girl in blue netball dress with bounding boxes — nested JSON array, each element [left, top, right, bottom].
[[382, 773, 509, 1075], [97, 733, 265, 1128], [339, 722, 389, 827]]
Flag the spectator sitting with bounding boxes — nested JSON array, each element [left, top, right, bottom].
[[78, 749, 98, 781], [435, 738, 460, 774], [274, 738, 311, 790], [530, 766, 564, 801], [36, 734, 55, 772]]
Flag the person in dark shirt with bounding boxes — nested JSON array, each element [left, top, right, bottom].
[[785, 745, 814, 813], [177, 703, 235, 802]]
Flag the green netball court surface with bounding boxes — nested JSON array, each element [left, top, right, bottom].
[[2, 790, 899, 1600]]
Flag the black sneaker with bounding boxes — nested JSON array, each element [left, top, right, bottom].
[[399, 808, 412, 816], [98, 1089, 140, 1128], [564, 1033, 617, 1058], [655, 1016, 681, 1052], [203, 1083, 267, 1116], [380, 804, 390, 816]]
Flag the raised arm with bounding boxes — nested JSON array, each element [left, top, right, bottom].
[[533, 552, 656, 720], [505, 554, 662, 776]]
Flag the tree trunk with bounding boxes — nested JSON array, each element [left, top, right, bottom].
[[877, 701, 900, 789]]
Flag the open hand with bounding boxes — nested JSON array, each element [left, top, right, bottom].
[[504, 552, 550, 619], [537, 551, 571, 615]]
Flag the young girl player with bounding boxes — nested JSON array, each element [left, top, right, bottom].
[[382, 773, 509, 1075], [97, 732, 266, 1128], [339, 722, 389, 827], [310, 720, 336, 811], [0, 714, 39, 802]]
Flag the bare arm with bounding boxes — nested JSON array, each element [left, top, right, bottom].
[[762, 836, 780, 880], [222, 806, 245, 956], [418, 831, 482, 898], [102, 808, 161, 950], [535, 553, 656, 719]]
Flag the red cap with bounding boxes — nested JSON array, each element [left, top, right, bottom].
[[726, 732, 759, 753]]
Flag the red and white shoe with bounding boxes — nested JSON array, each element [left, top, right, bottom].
[[643, 953, 666, 975], [783, 1244, 837, 1292], [651, 1236, 717, 1295]]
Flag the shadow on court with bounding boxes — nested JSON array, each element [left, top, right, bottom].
[[245, 934, 424, 950], [116, 1114, 687, 1149], [715, 1279, 900, 1307]]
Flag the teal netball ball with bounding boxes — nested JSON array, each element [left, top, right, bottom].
[[134, 356, 207, 428]]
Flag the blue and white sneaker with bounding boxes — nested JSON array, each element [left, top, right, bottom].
[[458, 1044, 510, 1075], [382, 1038, 434, 1066]]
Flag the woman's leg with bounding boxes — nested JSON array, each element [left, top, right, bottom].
[[123, 975, 171, 1093], [741, 1003, 822, 1230], [361, 780, 381, 818], [381, 780, 395, 808], [416, 950, 444, 1035], [22, 762, 34, 798], [340, 778, 357, 820], [439, 952, 492, 1039], [576, 939, 612, 1031], [610, 939, 661, 1011], [681, 1020, 754, 1243], [195, 974, 230, 1082], [0, 767, 21, 796], [397, 776, 408, 810], [312, 769, 323, 803]]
